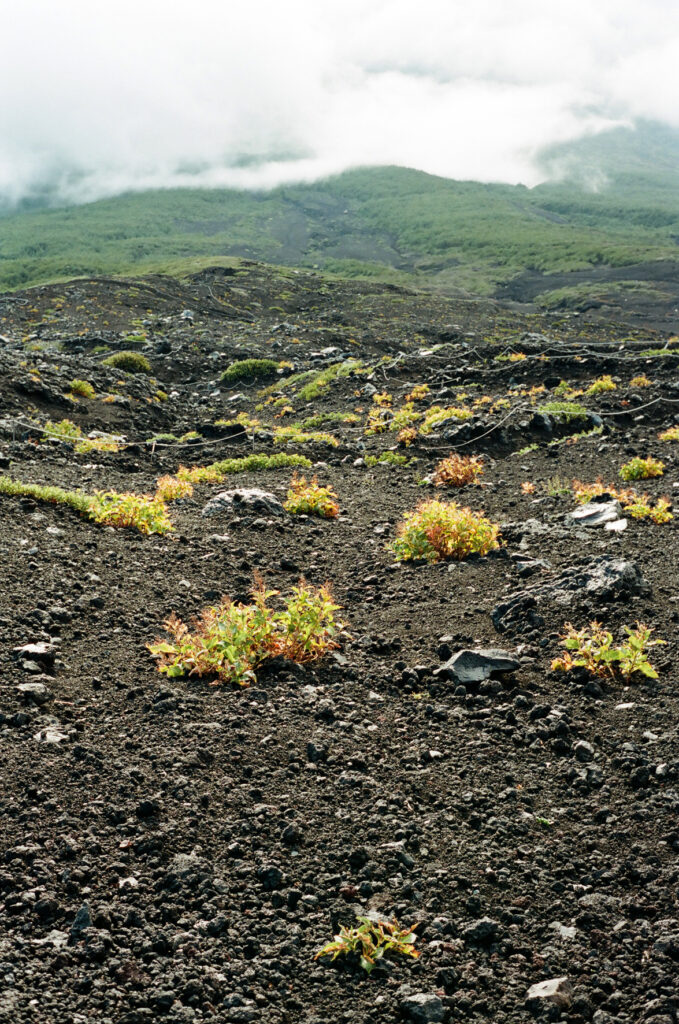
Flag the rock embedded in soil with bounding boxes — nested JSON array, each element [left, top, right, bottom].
[[400, 992, 446, 1023], [201, 488, 285, 517], [525, 976, 574, 1009], [435, 648, 519, 683], [568, 500, 622, 527]]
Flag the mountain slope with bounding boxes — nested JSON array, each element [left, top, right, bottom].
[[1, 121, 678, 324]]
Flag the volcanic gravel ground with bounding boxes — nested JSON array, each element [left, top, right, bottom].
[[1, 265, 679, 1024]]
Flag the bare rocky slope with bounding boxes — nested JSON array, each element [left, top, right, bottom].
[[1, 263, 679, 1024]]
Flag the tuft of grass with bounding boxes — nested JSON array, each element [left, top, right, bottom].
[[619, 456, 664, 481], [69, 379, 96, 399], [315, 916, 419, 974], [284, 475, 339, 518], [552, 621, 664, 681], [391, 499, 500, 563], [405, 383, 430, 401], [0, 476, 172, 535], [102, 351, 151, 374], [298, 360, 365, 402], [176, 452, 311, 484], [630, 375, 651, 388], [148, 578, 347, 686], [221, 358, 280, 383], [432, 454, 484, 487]]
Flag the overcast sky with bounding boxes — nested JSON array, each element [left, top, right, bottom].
[[2, 0, 679, 206]]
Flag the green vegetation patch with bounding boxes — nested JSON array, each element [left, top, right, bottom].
[[102, 351, 151, 374], [221, 359, 280, 383]]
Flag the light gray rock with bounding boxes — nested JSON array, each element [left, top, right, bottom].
[[526, 976, 573, 1009], [16, 681, 51, 705], [569, 500, 620, 527], [201, 488, 284, 518]]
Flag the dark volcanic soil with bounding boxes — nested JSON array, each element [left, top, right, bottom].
[[1, 264, 679, 1024]]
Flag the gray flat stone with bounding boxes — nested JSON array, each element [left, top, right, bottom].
[[437, 648, 520, 683]]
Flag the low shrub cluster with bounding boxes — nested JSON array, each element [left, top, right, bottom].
[[177, 453, 311, 484], [102, 351, 151, 374], [391, 500, 500, 563], [284, 475, 339, 518], [0, 476, 172, 535], [221, 358, 280, 383], [619, 456, 664, 481], [552, 621, 664, 681], [148, 579, 346, 686], [69, 378, 96, 398], [432, 454, 484, 487]]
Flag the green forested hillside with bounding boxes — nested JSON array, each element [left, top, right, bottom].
[[1, 120, 678, 305]]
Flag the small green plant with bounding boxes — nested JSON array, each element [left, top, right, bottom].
[[155, 475, 194, 501], [299, 411, 360, 429], [315, 916, 419, 974], [176, 452, 311, 485], [102, 351, 151, 374], [0, 477, 171, 535], [148, 578, 346, 686], [630, 375, 651, 388], [284, 475, 339, 518], [69, 379, 96, 399], [419, 405, 473, 434], [538, 401, 588, 423], [432, 454, 484, 487], [545, 476, 572, 498], [624, 495, 673, 523], [619, 456, 664, 481], [43, 419, 120, 453], [88, 491, 173, 535], [365, 451, 410, 467], [658, 425, 679, 442], [585, 375, 616, 395], [391, 499, 500, 563], [273, 425, 339, 447], [221, 359, 280, 383], [551, 621, 665, 681]]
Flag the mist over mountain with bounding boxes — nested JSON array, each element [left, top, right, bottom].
[[3, 0, 679, 208]]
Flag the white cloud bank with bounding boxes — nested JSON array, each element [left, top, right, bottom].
[[1, 0, 678, 205]]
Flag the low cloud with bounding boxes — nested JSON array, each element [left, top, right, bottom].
[[1, 0, 678, 206]]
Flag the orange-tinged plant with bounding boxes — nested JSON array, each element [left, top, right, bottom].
[[397, 427, 417, 447], [432, 454, 484, 487], [284, 474, 339, 518], [155, 475, 194, 501], [521, 481, 536, 494], [148, 578, 346, 686], [406, 383, 430, 402], [89, 491, 173, 535], [391, 499, 500, 563]]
